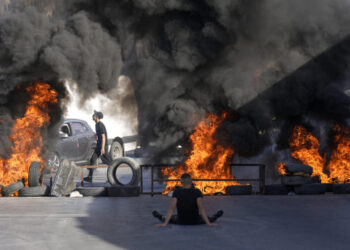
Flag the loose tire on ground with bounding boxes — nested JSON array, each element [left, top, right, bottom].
[[107, 157, 140, 186], [110, 140, 124, 161], [19, 186, 49, 197], [264, 184, 290, 195], [333, 184, 350, 194], [107, 186, 140, 197], [281, 175, 312, 186], [294, 183, 326, 195], [225, 185, 252, 195], [284, 164, 313, 175], [28, 161, 41, 187], [324, 183, 333, 192], [75, 187, 107, 197], [1, 181, 24, 196]]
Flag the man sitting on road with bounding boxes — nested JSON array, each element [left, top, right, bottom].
[[152, 173, 223, 226], [84, 110, 112, 182]]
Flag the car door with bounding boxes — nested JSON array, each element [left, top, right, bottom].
[[58, 123, 78, 160], [70, 122, 90, 161]]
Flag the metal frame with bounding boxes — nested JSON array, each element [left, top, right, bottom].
[[140, 164, 265, 196]]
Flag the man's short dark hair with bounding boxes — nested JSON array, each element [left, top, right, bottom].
[[94, 110, 104, 119], [181, 173, 192, 182]]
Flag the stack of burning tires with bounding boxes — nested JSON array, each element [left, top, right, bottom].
[[265, 164, 328, 195], [0, 162, 49, 197]]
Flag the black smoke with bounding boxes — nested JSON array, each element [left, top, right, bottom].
[[1, 0, 350, 161]]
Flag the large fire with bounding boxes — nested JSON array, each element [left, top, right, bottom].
[[327, 125, 350, 183], [276, 124, 350, 184], [162, 113, 240, 195], [0, 82, 58, 190]]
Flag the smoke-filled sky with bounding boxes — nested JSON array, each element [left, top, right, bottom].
[[1, 0, 350, 158]]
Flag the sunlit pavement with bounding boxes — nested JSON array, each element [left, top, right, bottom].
[[0, 195, 349, 250]]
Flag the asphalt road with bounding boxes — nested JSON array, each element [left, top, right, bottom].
[[0, 195, 349, 250]]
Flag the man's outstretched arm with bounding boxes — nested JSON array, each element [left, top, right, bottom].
[[197, 198, 217, 226], [156, 198, 177, 227]]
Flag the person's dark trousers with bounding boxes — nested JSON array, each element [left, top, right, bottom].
[[153, 210, 223, 225], [88, 148, 112, 178]]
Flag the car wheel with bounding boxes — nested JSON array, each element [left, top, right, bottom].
[[110, 140, 124, 161], [19, 186, 49, 197], [28, 162, 41, 187], [107, 157, 140, 186], [1, 181, 24, 196], [333, 184, 350, 194], [107, 186, 140, 197], [75, 187, 107, 197], [264, 184, 290, 195], [294, 183, 327, 194], [225, 185, 252, 195]]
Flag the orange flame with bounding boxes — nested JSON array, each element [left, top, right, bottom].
[[327, 125, 350, 183], [275, 162, 287, 175], [162, 113, 239, 195], [0, 82, 58, 191], [279, 124, 350, 184], [288, 125, 329, 182]]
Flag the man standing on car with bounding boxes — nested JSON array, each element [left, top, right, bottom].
[[84, 110, 111, 182]]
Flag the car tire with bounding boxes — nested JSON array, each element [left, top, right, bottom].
[[294, 183, 326, 194], [281, 175, 312, 185], [264, 184, 290, 195], [19, 186, 49, 197], [107, 186, 140, 197], [107, 157, 140, 186], [225, 185, 252, 195], [28, 162, 41, 187], [333, 184, 350, 194], [110, 140, 124, 161], [1, 181, 24, 196], [284, 164, 313, 175], [75, 187, 107, 197]]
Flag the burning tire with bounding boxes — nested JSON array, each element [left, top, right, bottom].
[[75, 187, 107, 197], [107, 157, 140, 186], [294, 184, 327, 195], [18, 186, 49, 197], [284, 164, 313, 175], [107, 186, 140, 197], [225, 185, 252, 195], [1, 181, 24, 196], [28, 161, 41, 187], [333, 184, 350, 194], [110, 140, 124, 161], [264, 184, 290, 195], [281, 175, 312, 185]]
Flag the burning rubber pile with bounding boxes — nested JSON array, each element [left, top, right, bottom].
[[0, 82, 58, 196], [162, 113, 246, 196], [272, 125, 350, 195]]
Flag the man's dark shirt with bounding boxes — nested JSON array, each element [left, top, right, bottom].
[[172, 188, 203, 225], [95, 121, 108, 152]]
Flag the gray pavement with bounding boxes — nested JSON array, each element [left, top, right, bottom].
[[0, 195, 349, 250]]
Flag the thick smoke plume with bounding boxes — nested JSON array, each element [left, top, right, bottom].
[[1, 0, 350, 163]]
